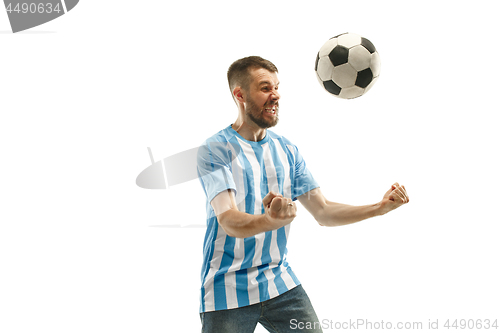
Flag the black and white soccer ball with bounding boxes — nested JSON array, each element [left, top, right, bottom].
[[315, 33, 381, 99]]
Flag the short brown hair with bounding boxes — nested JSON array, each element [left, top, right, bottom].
[[227, 56, 278, 94]]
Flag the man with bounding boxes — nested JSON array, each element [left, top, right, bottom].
[[196, 56, 409, 333]]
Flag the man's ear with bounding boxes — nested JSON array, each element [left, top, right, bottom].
[[233, 86, 245, 103]]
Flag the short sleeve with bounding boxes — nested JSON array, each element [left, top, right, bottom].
[[197, 140, 237, 204], [291, 145, 319, 201]]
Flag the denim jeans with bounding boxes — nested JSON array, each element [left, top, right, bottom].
[[200, 285, 323, 333]]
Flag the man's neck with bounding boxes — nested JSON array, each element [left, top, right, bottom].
[[231, 120, 267, 142]]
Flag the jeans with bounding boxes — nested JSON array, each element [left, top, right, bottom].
[[200, 285, 323, 333]]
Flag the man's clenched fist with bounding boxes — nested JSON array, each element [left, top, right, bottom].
[[262, 191, 297, 227], [379, 182, 409, 214]]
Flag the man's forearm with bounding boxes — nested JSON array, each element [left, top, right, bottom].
[[317, 201, 384, 227], [218, 209, 284, 238]]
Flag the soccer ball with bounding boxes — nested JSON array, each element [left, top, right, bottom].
[[315, 33, 381, 99]]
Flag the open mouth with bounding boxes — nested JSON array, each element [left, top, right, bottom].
[[264, 105, 278, 114]]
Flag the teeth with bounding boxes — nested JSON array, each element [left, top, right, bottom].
[[264, 106, 277, 114]]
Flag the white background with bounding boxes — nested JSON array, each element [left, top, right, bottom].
[[1, 1, 499, 332]]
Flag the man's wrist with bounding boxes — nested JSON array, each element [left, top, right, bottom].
[[375, 201, 391, 216], [260, 213, 275, 231]]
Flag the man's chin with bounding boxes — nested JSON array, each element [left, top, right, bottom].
[[248, 114, 278, 129], [267, 119, 278, 128], [260, 119, 279, 129]]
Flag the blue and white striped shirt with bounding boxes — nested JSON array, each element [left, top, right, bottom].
[[197, 125, 319, 313]]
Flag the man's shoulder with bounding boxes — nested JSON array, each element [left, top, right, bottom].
[[203, 125, 235, 144], [198, 126, 240, 162], [267, 129, 296, 148]]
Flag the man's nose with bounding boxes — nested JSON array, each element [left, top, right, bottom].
[[271, 89, 280, 101]]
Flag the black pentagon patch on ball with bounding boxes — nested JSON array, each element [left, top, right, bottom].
[[323, 80, 341, 95], [328, 46, 349, 66], [355, 68, 373, 88], [315, 53, 319, 71], [361, 38, 376, 53]]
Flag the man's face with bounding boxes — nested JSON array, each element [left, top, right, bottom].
[[243, 68, 281, 129]]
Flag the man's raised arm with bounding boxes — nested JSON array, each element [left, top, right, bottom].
[[298, 183, 409, 227]]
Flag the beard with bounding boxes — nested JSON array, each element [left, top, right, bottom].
[[245, 97, 279, 129]]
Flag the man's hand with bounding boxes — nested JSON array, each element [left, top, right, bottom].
[[263, 191, 297, 228], [379, 182, 409, 215]]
